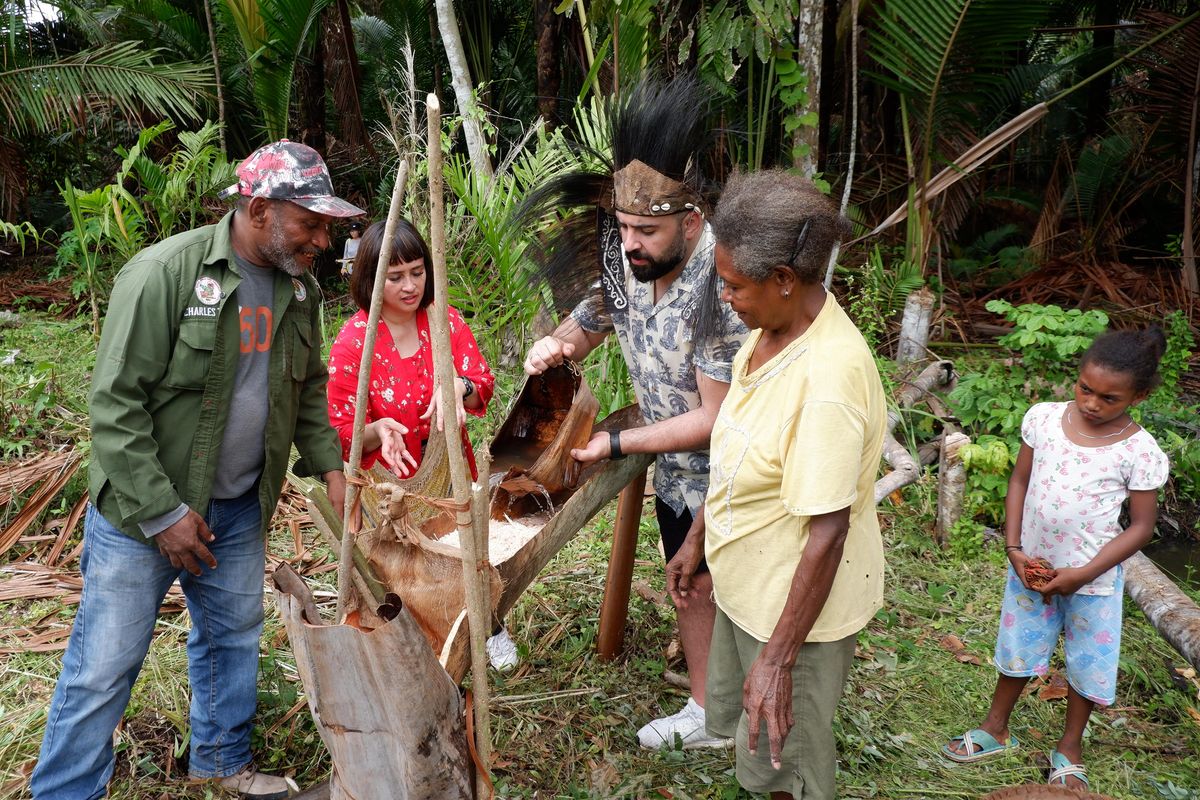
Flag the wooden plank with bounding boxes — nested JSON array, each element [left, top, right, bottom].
[[494, 452, 653, 617]]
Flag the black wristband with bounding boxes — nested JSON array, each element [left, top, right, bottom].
[[609, 430, 625, 460], [1005, 545, 1023, 552], [460, 375, 474, 398]]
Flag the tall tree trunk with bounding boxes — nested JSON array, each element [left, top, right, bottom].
[[534, 0, 562, 129], [1183, 54, 1199, 294], [794, 0, 823, 176], [297, 39, 327, 153], [817, 0, 838, 173], [1083, 0, 1117, 142], [322, 0, 372, 156], [433, 0, 494, 181], [202, 0, 226, 155]]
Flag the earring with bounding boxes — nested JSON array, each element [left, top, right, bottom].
[[783, 290, 791, 298]]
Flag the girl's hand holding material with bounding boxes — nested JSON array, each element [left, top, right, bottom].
[[1007, 549, 1036, 589], [1021, 555, 1055, 591], [1036, 566, 1090, 601]]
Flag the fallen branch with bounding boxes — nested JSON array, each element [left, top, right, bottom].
[[1124, 551, 1200, 671], [873, 360, 956, 504]]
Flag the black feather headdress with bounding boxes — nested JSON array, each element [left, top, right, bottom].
[[513, 75, 715, 315]]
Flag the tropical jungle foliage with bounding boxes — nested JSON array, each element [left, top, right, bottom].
[[1, 0, 1199, 796]]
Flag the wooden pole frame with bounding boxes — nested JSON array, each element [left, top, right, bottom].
[[426, 92, 494, 794], [336, 158, 411, 620]]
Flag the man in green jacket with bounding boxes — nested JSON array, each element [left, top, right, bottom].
[[32, 141, 360, 800]]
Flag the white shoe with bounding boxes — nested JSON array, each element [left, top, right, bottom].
[[486, 626, 520, 671], [636, 697, 733, 749], [200, 763, 298, 799]]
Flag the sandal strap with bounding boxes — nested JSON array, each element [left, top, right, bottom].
[[1049, 763, 1089, 785]]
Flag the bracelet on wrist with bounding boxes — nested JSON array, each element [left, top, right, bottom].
[[1005, 545, 1023, 552], [609, 429, 625, 460], [459, 375, 474, 398]]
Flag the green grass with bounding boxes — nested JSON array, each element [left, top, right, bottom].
[[1, 309, 1198, 799]]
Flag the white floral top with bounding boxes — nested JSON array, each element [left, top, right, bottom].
[[1019, 401, 1169, 595]]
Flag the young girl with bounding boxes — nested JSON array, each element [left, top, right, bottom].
[[943, 327, 1170, 789]]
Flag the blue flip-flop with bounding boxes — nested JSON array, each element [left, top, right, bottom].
[[1048, 749, 1089, 789], [941, 728, 1020, 763]]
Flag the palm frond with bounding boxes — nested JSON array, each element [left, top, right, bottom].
[[0, 41, 211, 136], [867, 0, 1053, 142]]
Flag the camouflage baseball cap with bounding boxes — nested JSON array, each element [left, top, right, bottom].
[[220, 139, 365, 218]]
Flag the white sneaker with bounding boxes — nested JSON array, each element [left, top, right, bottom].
[[636, 697, 733, 750], [486, 626, 520, 671], [201, 764, 298, 799]]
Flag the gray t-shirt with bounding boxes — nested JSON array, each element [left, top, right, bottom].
[[210, 255, 274, 499]]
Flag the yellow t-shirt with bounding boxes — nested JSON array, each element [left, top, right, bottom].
[[704, 293, 887, 642]]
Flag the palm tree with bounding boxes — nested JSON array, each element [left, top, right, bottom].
[[0, 6, 212, 220]]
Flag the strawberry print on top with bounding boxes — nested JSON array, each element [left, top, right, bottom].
[[1019, 401, 1168, 595], [326, 306, 493, 478]]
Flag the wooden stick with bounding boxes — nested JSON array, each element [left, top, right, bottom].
[[425, 92, 493, 793], [336, 157, 411, 621], [596, 469, 647, 660]]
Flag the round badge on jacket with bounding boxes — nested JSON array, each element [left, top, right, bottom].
[[292, 278, 307, 302], [194, 277, 222, 305]]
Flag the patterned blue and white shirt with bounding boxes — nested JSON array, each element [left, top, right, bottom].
[[571, 222, 748, 517]]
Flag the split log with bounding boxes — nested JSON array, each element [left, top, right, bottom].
[[934, 431, 970, 547], [896, 287, 935, 364], [1124, 552, 1200, 671], [273, 565, 472, 800]]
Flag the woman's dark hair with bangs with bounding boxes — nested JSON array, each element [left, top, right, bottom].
[[349, 219, 434, 312]]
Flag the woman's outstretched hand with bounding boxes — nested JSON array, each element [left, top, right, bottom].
[[371, 418, 418, 477]]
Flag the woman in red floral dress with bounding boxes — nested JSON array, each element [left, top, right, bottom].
[[326, 219, 494, 480]]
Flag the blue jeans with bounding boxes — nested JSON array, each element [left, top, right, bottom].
[[31, 491, 265, 800]]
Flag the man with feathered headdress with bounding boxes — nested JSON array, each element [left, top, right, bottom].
[[518, 75, 747, 749]]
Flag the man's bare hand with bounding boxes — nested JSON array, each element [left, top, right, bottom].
[[666, 519, 705, 608], [569, 431, 610, 465], [156, 510, 216, 576], [524, 336, 575, 376], [324, 470, 347, 517]]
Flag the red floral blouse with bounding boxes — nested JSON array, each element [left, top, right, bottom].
[[327, 307, 494, 478]]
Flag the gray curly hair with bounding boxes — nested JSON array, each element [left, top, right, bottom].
[[711, 170, 850, 284]]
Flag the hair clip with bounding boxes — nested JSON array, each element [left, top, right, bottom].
[[787, 220, 812, 266]]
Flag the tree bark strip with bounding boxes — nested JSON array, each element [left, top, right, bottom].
[[274, 565, 472, 800]]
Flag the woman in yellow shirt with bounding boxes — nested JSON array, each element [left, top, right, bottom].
[[668, 169, 887, 800]]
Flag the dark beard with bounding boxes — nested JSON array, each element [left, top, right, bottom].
[[626, 228, 687, 283]]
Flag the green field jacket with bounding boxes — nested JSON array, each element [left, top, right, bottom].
[[89, 211, 343, 544]]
